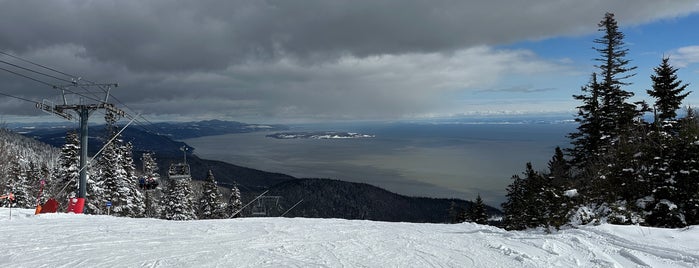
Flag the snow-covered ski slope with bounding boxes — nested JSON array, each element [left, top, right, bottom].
[[1, 208, 697, 267]]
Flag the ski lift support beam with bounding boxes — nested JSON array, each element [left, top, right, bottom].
[[42, 83, 124, 204]]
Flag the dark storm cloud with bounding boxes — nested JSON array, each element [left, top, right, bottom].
[[2, 0, 696, 72], [0, 0, 697, 121]]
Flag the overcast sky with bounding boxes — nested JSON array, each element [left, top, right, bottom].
[[1, 0, 699, 123]]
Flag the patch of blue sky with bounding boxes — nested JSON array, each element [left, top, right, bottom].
[[499, 13, 699, 110]]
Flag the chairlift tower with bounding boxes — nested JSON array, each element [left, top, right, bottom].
[[37, 82, 124, 212]]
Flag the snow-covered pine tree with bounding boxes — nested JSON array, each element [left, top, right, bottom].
[[112, 141, 145, 217], [226, 183, 243, 218], [89, 139, 121, 215], [198, 170, 225, 219], [87, 113, 120, 215], [676, 108, 699, 225], [3, 158, 31, 208], [142, 152, 160, 181], [160, 177, 197, 220], [84, 167, 105, 214], [563, 13, 649, 225], [0, 128, 60, 208], [643, 58, 693, 227], [141, 152, 161, 218], [26, 161, 50, 206]]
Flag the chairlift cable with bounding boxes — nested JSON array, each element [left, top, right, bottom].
[[229, 190, 269, 218], [0, 51, 77, 79], [281, 199, 303, 217], [0, 91, 41, 105], [0, 59, 75, 84]]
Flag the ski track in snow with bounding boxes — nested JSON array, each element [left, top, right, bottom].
[[1, 209, 698, 267]]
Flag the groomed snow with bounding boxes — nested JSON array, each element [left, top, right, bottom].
[[1, 208, 698, 267]]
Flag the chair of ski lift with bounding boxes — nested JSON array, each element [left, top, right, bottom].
[[251, 199, 267, 216], [168, 163, 191, 181], [139, 176, 159, 190]]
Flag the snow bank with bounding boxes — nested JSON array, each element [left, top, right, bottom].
[[1, 208, 698, 267]]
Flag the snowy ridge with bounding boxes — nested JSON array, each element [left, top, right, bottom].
[[1, 208, 697, 267]]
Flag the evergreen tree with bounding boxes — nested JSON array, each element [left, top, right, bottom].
[[641, 58, 693, 227], [565, 13, 647, 225], [647, 57, 691, 123], [95, 139, 122, 214], [86, 114, 119, 214], [594, 12, 640, 141], [675, 108, 699, 225], [198, 170, 225, 219], [502, 173, 527, 230], [568, 73, 604, 173], [110, 141, 145, 217], [667, 108, 699, 226], [469, 194, 488, 225], [3, 159, 31, 208], [141, 152, 161, 218], [226, 183, 243, 218], [141, 152, 160, 184], [547, 146, 570, 184], [545, 147, 574, 229], [522, 162, 548, 228], [84, 167, 105, 214], [161, 176, 197, 221]]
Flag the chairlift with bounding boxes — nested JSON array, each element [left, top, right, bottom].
[[168, 163, 191, 181], [251, 199, 267, 216], [138, 176, 159, 190], [250, 196, 282, 217]]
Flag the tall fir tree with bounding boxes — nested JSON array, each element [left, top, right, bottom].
[[56, 131, 80, 198], [227, 183, 243, 218], [566, 13, 647, 223], [110, 141, 145, 217], [594, 12, 640, 141], [198, 170, 225, 219]]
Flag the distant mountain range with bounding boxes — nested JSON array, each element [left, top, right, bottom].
[[264, 178, 501, 223], [17, 120, 502, 222]]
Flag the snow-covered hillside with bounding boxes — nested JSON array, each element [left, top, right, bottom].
[[1, 208, 697, 267]]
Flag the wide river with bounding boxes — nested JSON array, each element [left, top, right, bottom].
[[184, 121, 575, 207]]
